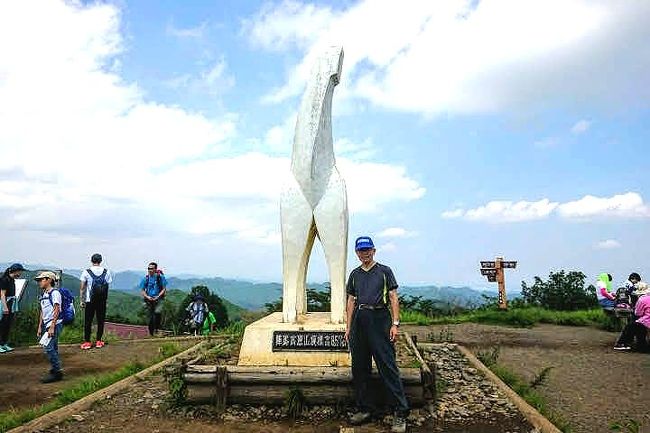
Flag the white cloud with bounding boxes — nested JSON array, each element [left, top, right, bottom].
[[0, 1, 423, 249], [443, 199, 559, 223], [166, 21, 208, 39], [571, 119, 591, 134], [534, 137, 560, 148], [246, 0, 650, 115], [164, 57, 235, 95], [595, 239, 621, 250], [377, 241, 397, 253], [377, 227, 417, 238], [444, 192, 650, 222], [557, 192, 650, 219]]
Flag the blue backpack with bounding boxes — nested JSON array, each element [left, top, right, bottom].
[[49, 288, 76, 325]]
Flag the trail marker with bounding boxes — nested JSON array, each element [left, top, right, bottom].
[[480, 257, 517, 309]]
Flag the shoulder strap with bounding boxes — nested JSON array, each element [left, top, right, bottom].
[[87, 268, 97, 279], [99, 269, 107, 280]]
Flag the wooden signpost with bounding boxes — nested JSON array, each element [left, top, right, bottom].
[[480, 257, 517, 309]]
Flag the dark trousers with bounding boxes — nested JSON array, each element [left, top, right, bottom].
[[617, 320, 649, 351], [146, 300, 162, 336], [350, 308, 409, 416], [0, 299, 14, 345], [84, 294, 107, 342]]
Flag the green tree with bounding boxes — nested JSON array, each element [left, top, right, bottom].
[[521, 270, 598, 311], [176, 285, 229, 330]]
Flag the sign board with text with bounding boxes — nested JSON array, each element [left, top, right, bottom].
[[479, 257, 517, 310], [272, 330, 348, 352]]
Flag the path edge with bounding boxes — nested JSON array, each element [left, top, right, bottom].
[[456, 344, 562, 433], [9, 340, 207, 433]]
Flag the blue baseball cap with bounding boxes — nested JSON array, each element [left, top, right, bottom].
[[355, 236, 375, 250]]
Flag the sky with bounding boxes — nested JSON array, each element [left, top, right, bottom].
[[0, 0, 649, 289]]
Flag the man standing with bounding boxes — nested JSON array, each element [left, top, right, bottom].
[[345, 236, 409, 433], [36, 271, 64, 383], [0, 263, 26, 353], [140, 262, 167, 336], [80, 254, 112, 349]]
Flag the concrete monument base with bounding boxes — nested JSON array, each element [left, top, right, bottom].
[[238, 312, 351, 367]]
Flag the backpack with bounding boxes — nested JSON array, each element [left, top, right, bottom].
[[87, 268, 109, 300], [49, 288, 76, 325], [144, 270, 165, 298]]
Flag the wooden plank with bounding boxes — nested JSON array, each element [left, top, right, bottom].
[[214, 365, 228, 410], [501, 261, 517, 269], [457, 345, 561, 433], [404, 332, 435, 401], [187, 383, 425, 406], [488, 275, 497, 282], [184, 368, 422, 385], [480, 261, 496, 269]]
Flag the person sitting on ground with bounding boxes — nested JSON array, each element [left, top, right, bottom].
[[79, 253, 113, 350], [614, 282, 650, 352], [0, 263, 26, 353], [36, 271, 64, 383], [596, 273, 616, 310], [625, 272, 642, 306], [186, 294, 208, 336]]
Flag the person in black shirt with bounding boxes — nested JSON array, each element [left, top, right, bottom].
[[0, 263, 26, 353], [345, 236, 409, 433]]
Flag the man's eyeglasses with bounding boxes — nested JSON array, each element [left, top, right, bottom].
[[147, 267, 156, 271]]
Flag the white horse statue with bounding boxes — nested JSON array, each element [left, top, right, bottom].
[[280, 46, 348, 324]]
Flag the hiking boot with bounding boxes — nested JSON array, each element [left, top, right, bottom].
[[41, 371, 63, 383], [349, 412, 372, 426], [80, 342, 92, 350], [391, 415, 407, 433], [95, 340, 105, 349], [2, 344, 13, 352], [614, 344, 631, 351]]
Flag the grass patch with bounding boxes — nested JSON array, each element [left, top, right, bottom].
[[0, 341, 186, 432], [490, 364, 571, 433], [402, 307, 614, 330]]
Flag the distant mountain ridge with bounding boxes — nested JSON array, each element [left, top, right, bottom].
[[2, 263, 494, 311]]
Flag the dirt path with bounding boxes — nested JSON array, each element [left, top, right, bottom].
[[0, 339, 193, 411], [406, 323, 650, 433]]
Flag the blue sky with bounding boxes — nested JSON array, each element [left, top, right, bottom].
[[0, 0, 649, 290]]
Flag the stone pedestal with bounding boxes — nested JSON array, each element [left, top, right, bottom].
[[237, 312, 351, 367]]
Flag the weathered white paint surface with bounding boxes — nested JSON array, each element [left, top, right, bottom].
[[280, 46, 348, 324]]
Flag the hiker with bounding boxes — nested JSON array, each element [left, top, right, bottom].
[[596, 273, 616, 310], [186, 294, 208, 336], [614, 282, 650, 352], [0, 263, 26, 353], [36, 271, 64, 383], [345, 236, 409, 433], [140, 262, 167, 336], [202, 310, 217, 335], [79, 253, 112, 350]]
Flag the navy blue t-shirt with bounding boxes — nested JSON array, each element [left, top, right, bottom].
[[346, 263, 398, 306]]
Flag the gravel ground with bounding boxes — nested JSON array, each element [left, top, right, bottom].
[[42, 342, 534, 433], [407, 323, 650, 433]]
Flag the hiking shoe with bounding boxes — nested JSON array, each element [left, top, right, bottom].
[[0, 346, 6, 354], [41, 371, 63, 383], [80, 342, 92, 350], [2, 344, 13, 352], [349, 412, 372, 426], [95, 340, 105, 349], [614, 345, 632, 351], [391, 415, 407, 433]]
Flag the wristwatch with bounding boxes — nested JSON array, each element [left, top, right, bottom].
[[392, 320, 400, 327]]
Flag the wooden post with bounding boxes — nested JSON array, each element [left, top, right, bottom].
[[496, 257, 507, 310], [214, 365, 228, 410]]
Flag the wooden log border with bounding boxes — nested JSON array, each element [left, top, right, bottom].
[[456, 345, 562, 433], [9, 341, 208, 433]]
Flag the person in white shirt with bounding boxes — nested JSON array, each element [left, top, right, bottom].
[[36, 271, 63, 383], [79, 254, 113, 350]]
